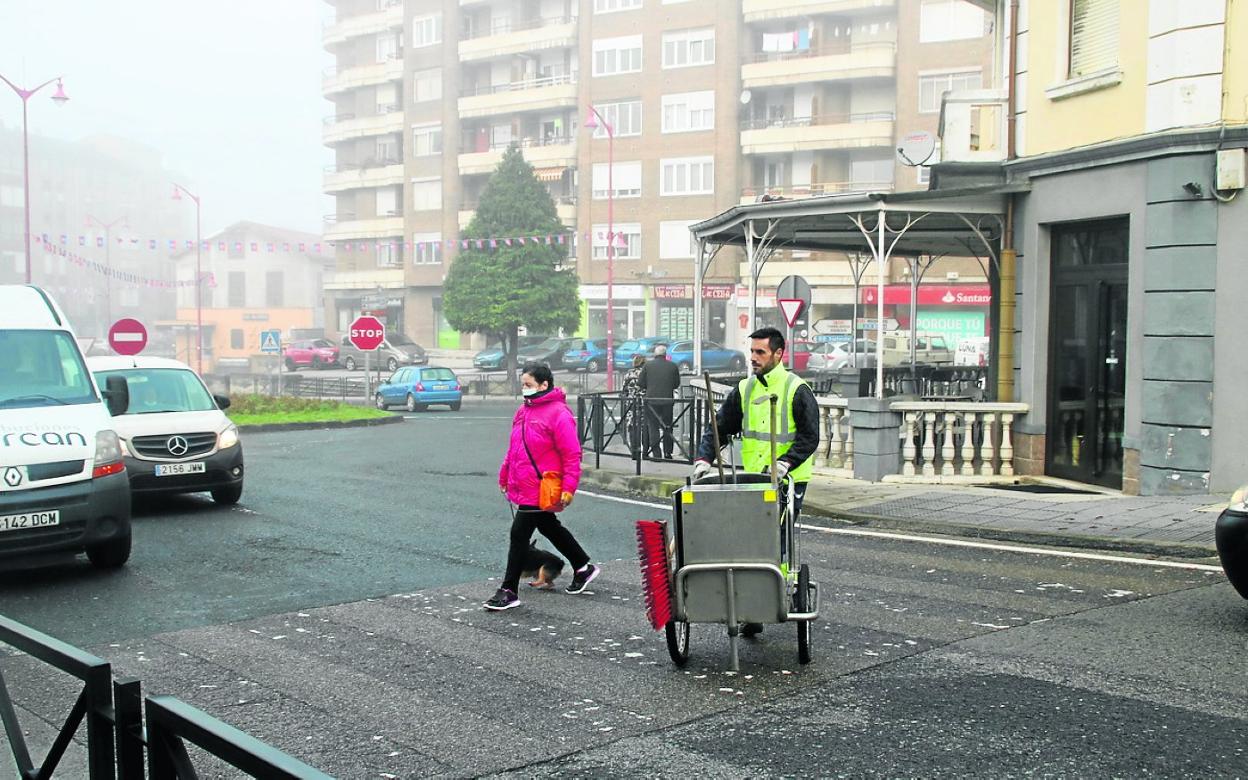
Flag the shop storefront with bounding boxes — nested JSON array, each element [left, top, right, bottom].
[[653, 284, 731, 342], [581, 284, 647, 340]]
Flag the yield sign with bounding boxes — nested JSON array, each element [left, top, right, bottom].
[[778, 299, 805, 328]]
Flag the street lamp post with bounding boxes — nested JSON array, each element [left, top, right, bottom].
[[85, 214, 127, 328], [582, 107, 625, 392], [0, 74, 68, 284], [171, 183, 203, 374]]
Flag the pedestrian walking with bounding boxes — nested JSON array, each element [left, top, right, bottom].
[[486, 363, 601, 611], [691, 327, 820, 635], [622, 354, 646, 456], [640, 344, 682, 459]]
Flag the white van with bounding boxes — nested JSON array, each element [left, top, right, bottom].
[[86, 356, 243, 504], [0, 286, 132, 569]]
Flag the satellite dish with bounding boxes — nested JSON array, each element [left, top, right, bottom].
[[896, 131, 936, 167], [739, 89, 752, 105]]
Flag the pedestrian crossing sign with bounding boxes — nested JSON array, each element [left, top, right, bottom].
[[260, 329, 281, 353]]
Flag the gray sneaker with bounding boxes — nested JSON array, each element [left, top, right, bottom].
[[565, 564, 600, 594], [483, 588, 520, 611]]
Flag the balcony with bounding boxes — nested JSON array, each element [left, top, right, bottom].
[[742, 43, 894, 89], [743, 0, 895, 23], [460, 198, 576, 230], [458, 136, 577, 175], [323, 160, 405, 194], [322, 108, 404, 145], [458, 72, 578, 119], [939, 89, 1008, 163], [323, 1, 402, 48], [739, 181, 894, 204], [740, 113, 895, 155], [324, 268, 406, 292], [323, 213, 407, 242], [322, 56, 403, 97], [459, 16, 577, 62]]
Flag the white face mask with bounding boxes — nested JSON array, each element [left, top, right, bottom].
[[522, 386, 541, 397]]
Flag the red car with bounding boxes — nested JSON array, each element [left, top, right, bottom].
[[283, 338, 339, 370], [789, 340, 820, 371]]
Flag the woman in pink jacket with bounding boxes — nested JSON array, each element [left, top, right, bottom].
[[485, 363, 600, 611]]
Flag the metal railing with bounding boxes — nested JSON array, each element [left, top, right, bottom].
[[461, 14, 575, 40], [739, 111, 895, 131], [460, 71, 576, 97], [459, 134, 575, 153], [741, 181, 895, 199], [746, 40, 896, 64], [578, 393, 718, 475], [0, 614, 329, 779]]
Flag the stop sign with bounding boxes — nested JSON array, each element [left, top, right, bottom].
[[348, 315, 385, 351], [108, 318, 148, 356]]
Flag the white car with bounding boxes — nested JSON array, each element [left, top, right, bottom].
[[808, 339, 877, 371], [86, 356, 244, 505]]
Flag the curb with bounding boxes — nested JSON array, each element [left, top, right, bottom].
[[237, 415, 405, 433], [578, 469, 1219, 560]]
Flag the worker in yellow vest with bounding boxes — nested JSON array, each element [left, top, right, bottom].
[[693, 326, 821, 516]]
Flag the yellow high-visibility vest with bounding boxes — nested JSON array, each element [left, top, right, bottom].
[[737, 362, 813, 482]]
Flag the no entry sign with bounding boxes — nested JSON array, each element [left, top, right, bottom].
[[348, 315, 385, 351], [108, 318, 148, 356]]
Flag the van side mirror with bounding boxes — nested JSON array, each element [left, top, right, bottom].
[[213, 394, 231, 410], [103, 376, 130, 416]]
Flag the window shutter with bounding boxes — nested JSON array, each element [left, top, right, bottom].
[[1070, 0, 1118, 78]]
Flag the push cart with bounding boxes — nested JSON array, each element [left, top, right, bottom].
[[662, 472, 819, 671]]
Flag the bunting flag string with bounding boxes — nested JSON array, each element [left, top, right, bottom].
[[37, 236, 217, 289]]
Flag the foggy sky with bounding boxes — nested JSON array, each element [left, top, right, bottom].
[[0, 1, 332, 235]]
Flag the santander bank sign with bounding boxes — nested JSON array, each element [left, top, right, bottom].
[[862, 285, 992, 306]]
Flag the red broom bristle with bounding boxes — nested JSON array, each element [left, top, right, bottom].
[[635, 519, 673, 630]]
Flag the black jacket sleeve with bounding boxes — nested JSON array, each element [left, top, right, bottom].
[[695, 387, 743, 463], [780, 384, 821, 472]]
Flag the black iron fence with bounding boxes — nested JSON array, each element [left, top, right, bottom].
[[578, 393, 719, 475], [0, 614, 328, 779]]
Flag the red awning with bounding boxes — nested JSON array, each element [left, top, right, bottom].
[[861, 284, 991, 306]]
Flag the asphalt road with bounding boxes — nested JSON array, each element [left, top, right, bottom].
[[2, 404, 1246, 778]]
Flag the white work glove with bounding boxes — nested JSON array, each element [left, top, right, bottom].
[[692, 460, 712, 480], [765, 461, 791, 481]]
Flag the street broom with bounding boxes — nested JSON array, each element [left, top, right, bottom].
[[635, 519, 673, 630]]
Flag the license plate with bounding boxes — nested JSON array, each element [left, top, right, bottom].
[[0, 510, 60, 532], [435, 385, 450, 390], [154, 462, 206, 477]]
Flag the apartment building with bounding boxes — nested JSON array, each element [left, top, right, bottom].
[[320, 0, 994, 348]]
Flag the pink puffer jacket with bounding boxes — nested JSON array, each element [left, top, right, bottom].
[[499, 387, 582, 507]]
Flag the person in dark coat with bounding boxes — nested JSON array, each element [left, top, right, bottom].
[[639, 344, 682, 459]]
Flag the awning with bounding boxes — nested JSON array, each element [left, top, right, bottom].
[[534, 166, 566, 182]]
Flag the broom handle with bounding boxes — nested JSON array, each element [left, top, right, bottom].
[[769, 395, 780, 524], [703, 372, 725, 483]]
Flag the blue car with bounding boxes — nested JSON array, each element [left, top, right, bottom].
[[613, 337, 670, 367], [562, 339, 610, 372], [666, 340, 747, 374], [375, 366, 463, 412]]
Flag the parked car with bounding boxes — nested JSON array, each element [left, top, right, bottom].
[[955, 337, 991, 367], [613, 337, 670, 367], [517, 337, 580, 369], [808, 339, 876, 371], [666, 340, 747, 374], [88, 356, 244, 505], [789, 340, 820, 371], [339, 333, 428, 372], [283, 338, 339, 370], [472, 335, 549, 371], [375, 366, 463, 412], [882, 333, 954, 365], [562, 339, 610, 372]]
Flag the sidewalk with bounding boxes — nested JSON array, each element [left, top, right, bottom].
[[580, 456, 1226, 558]]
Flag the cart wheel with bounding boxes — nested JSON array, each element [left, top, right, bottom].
[[665, 620, 690, 666], [796, 564, 812, 665]]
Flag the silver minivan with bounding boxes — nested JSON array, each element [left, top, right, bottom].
[[338, 333, 428, 372]]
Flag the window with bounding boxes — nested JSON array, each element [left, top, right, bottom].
[[410, 178, 442, 211], [850, 158, 895, 189], [411, 123, 443, 157], [376, 186, 398, 216], [413, 68, 442, 103], [376, 33, 401, 62], [591, 223, 641, 260], [1069, 0, 1119, 78], [376, 83, 398, 113], [919, 0, 987, 43], [413, 232, 443, 265], [661, 91, 715, 133], [592, 100, 643, 138], [412, 14, 442, 48], [377, 242, 402, 268], [661, 156, 715, 196], [591, 161, 642, 199], [918, 70, 982, 113], [594, 0, 641, 12], [662, 29, 715, 69], [659, 220, 698, 259], [228, 271, 245, 307], [265, 271, 284, 306], [593, 35, 642, 77], [230, 329, 244, 350]]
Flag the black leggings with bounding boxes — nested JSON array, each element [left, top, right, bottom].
[[502, 505, 590, 592]]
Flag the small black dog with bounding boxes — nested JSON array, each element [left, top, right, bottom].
[[523, 542, 565, 589]]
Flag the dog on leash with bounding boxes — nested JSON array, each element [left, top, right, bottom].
[[524, 543, 565, 589]]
